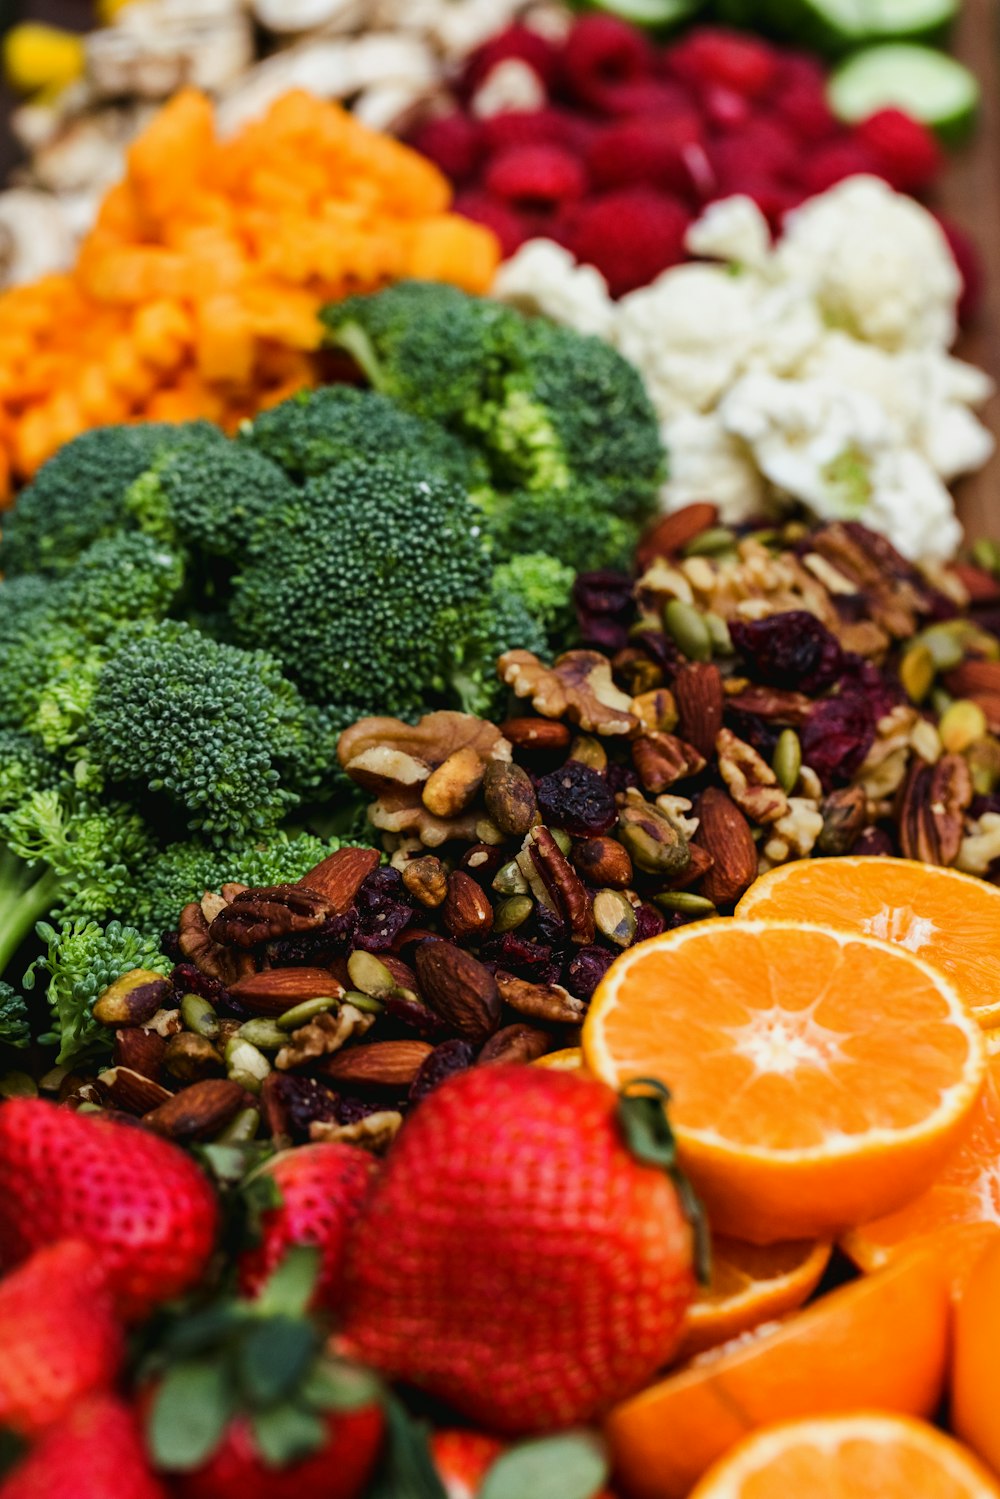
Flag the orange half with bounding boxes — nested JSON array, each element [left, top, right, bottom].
[[679, 1237, 832, 1359], [584, 920, 986, 1242], [842, 1053, 1000, 1299], [737, 857, 1000, 1027], [688, 1414, 1000, 1499]]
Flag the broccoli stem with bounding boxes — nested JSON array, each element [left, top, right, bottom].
[[328, 321, 385, 392], [0, 848, 59, 979]]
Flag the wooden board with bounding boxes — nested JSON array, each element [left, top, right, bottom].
[[2, 0, 999, 537]]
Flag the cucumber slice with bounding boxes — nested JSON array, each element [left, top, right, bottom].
[[829, 43, 980, 144], [588, 0, 705, 25], [800, 0, 957, 47]]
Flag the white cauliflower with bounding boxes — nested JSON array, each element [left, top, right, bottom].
[[777, 176, 961, 353], [658, 412, 766, 522], [685, 194, 773, 271], [491, 239, 615, 340]]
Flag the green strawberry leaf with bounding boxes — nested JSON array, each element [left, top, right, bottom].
[[236, 1315, 320, 1407], [618, 1078, 712, 1287], [0, 1427, 26, 1480], [198, 1141, 275, 1188], [251, 1403, 326, 1468], [255, 1244, 320, 1319], [301, 1358, 383, 1414], [157, 1303, 249, 1361], [479, 1432, 610, 1499], [147, 1357, 236, 1472], [367, 1393, 447, 1499]]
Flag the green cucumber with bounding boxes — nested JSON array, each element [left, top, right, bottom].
[[713, 0, 957, 54], [829, 43, 980, 144], [587, 0, 707, 26]]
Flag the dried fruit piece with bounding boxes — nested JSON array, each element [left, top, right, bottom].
[[536, 760, 617, 836]]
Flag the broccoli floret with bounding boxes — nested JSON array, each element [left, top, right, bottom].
[[229, 458, 496, 721], [0, 422, 222, 577], [243, 385, 487, 494], [125, 432, 297, 562], [480, 483, 639, 572], [492, 551, 575, 639], [321, 282, 664, 569], [86, 620, 330, 838], [0, 981, 30, 1050], [132, 830, 365, 940], [58, 530, 186, 633], [25, 918, 171, 1066]]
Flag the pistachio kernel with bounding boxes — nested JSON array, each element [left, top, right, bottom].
[[899, 643, 935, 704], [180, 992, 220, 1040], [939, 700, 989, 755]]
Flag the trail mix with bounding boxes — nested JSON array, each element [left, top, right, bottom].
[[73, 503, 1000, 1146]]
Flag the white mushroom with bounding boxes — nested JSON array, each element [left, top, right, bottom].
[[252, 0, 367, 32], [0, 190, 77, 288]]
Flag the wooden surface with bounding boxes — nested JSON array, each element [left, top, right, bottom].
[[1, 0, 999, 536]]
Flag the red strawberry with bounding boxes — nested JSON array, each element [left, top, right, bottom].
[[560, 15, 655, 113], [557, 188, 690, 298], [172, 1406, 383, 1499], [430, 1430, 507, 1499], [237, 1143, 376, 1312], [409, 114, 483, 184], [668, 27, 778, 100], [484, 144, 587, 209], [339, 1066, 697, 1434], [0, 1099, 218, 1321], [0, 1394, 166, 1499], [855, 108, 943, 193], [0, 1241, 123, 1437]]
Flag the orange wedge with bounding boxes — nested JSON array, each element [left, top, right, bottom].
[[842, 1053, 1000, 1299], [737, 857, 1000, 1027], [687, 1414, 1000, 1499], [584, 920, 986, 1242], [679, 1237, 832, 1359], [953, 1236, 1000, 1477], [605, 1253, 950, 1499], [533, 1048, 589, 1073]]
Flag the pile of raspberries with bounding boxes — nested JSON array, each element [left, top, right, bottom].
[[410, 17, 964, 299]]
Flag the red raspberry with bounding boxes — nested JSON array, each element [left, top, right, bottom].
[[409, 113, 482, 184], [461, 23, 559, 97], [452, 191, 535, 258], [717, 177, 799, 230], [711, 119, 797, 184], [800, 140, 879, 194], [557, 187, 690, 297], [560, 14, 655, 112], [702, 84, 752, 130], [936, 215, 984, 325], [586, 113, 702, 196], [479, 107, 575, 154], [855, 108, 943, 192], [772, 55, 838, 142], [484, 143, 588, 208], [597, 78, 693, 117], [667, 27, 778, 100]]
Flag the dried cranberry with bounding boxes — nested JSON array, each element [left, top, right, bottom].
[[800, 692, 876, 790], [353, 867, 414, 952], [536, 760, 618, 835], [605, 761, 640, 796], [723, 708, 780, 760], [481, 932, 556, 984], [334, 1095, 386, 1126], [267, 1074, 341, 1143], [633, 902, 665, 943], [409, 1039, 476, 1104], [573, 569, 634, 616], [971, 793, 1000, 819], [566, 944, 615, 998], [730, 611, 844, 694], [853, 825, 896, 857], [631, 629, 681, 677], [533, 903, 567, 945], [578, 613, 630, 654], [167, 964, 245, 1017], [269, 910, 357, 967], [160, 931, 182, 962], [836, 654, 904, 722], [381, 992, 448, 1040]]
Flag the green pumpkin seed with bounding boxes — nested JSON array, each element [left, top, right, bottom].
[[915, 625, 965, 672], [180, 992, 219, 1040], [237, 1018, 287, 1051], [972, 537, 1000, 575], [213, 1107, 260, 1144], [704, 612, 733, 655], [347, 950, 396, 997], [654, 891, 717, 916], [276, 994, 341, 1031], [493, 858, 530, 897], [682, 526, 737, 558], [493, 896, 533, 933], [593, 890, 638, 948], [663, 598, 712, 662], [772, 729, 802, 794]]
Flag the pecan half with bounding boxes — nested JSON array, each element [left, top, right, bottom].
[[716, 728, 789, 825], [414, 943, 501, 1043], [498, 650, 639, 736], [696, 788, 759, 906], [495, 972, 587, 1026], [632, 732, 706, 794], [674, 662, 724, 759], [527, 827, 595, 944], [898, 753, 973, 866], [209, 885, 330, 948], [724, 685, 813, 724], [178, 903, 253, 986]]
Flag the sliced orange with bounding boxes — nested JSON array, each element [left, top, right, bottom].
[[605, 1253, 950, 1499], [533, 1048, 589, 1073], [953, 1236, 1000, 1476], [737, 857, 1000, 1027], [842, 1053, 1000, 1299], [584, 920, 986, 1242], [679, 1237, 832, 1359], [687, 1414, 1000, 1499]]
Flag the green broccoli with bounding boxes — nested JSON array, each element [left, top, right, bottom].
[[242, 385, 487, 493], [321, 282, 665, 571], [0, 421, 223, 577], [229, 457, 496, 721], [0, 981, 30, 1050], [492, 551, 575, 639], [86, 620, 332, 838], [25, 918, 171, 1066]]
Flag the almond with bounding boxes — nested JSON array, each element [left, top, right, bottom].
[[674, 662, 725, 760], [695, 788, 758, 907], [479, 1023, 553, 1066], [297, 846, 379, 914], [442, 870, 494, 942], [98, 1066, 173, 1115], [945, 659, 1000, 698], [414, 942, 501, 1043], [112, 1027, 167, 1080], [571, 836, 633, 889], [422, 745, 485, 818], [636, 502, 719, 571], [319, 1040, 433, 1088], [499, 717, 572, 752], [143, 1078, 246, 1141], [229, 967, 346, 1016]]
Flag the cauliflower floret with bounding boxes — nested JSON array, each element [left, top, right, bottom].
[[491, 238, 615, 339], [615, 265, 765, 417], [777, 176, 961, 353], [658, 411, 767, 523], [685, 194, 773, 271], [860, 449, 963, 563]]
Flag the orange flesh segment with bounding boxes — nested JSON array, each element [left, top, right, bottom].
[[737, 857, 1000, 1027], [681, 1237, 832, 1358]]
